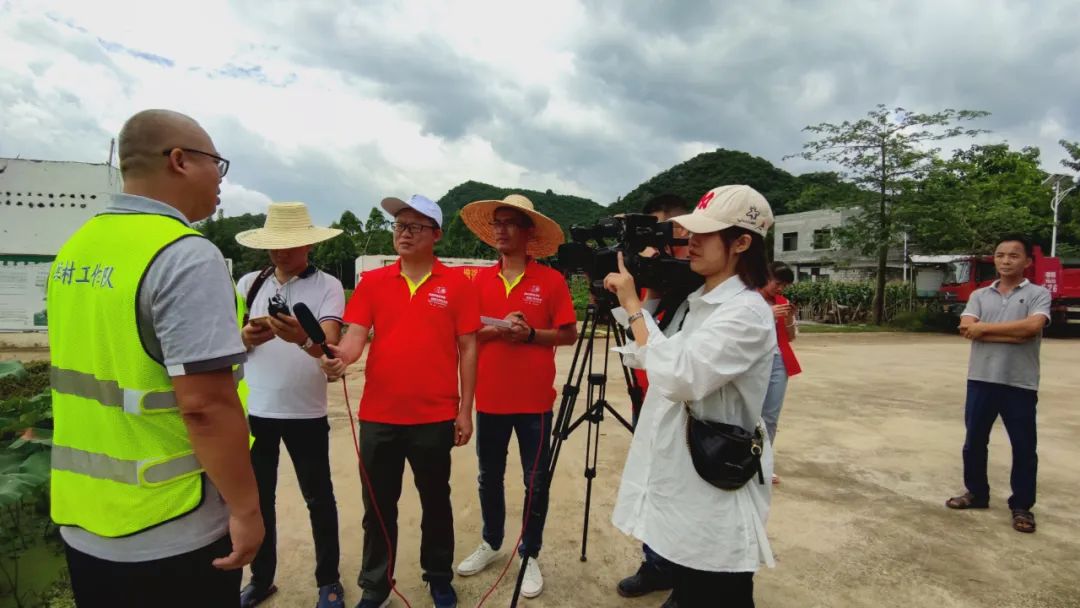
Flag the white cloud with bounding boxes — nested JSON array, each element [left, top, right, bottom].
[[219, 181, 273, 216]]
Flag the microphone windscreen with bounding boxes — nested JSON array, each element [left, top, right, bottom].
[[292, 302, 327, 344]]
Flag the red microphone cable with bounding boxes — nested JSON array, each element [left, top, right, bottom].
[[340, 378, 413, 608]]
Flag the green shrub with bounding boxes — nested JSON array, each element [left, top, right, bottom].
[[784, 281, 915, 324], [569, 275, 590, 320]]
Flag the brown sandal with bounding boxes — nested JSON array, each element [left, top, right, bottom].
[[945, 492, 989, 510], [1011, 510, 1036, 533]]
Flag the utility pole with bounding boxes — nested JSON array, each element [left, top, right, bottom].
[[1047, 176, 1077, 258]]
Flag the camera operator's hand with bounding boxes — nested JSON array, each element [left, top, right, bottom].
[[604, 252, 641, 310], [267, 312, 307, 346]]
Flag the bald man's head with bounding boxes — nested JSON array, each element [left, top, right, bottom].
[[117, 109, 214, 179]]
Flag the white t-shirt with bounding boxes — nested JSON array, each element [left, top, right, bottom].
[[237, 267, 345, 419]]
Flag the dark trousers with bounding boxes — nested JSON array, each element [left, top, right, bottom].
[[643, 543, 673, 574], [671, 565, 754, 608], [963, 380, 1039, 510], [358, 420, 455, 600], [249, 415, 341, 589], [65, 534, 240, 607], [476, 411, 553, 558]]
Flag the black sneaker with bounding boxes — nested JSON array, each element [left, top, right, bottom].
[[616, 562, 673, 598], [660, 590, 678, 608]]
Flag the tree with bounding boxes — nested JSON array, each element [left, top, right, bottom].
[[789, 105, 989, 324], [311, 210, 363, 285], [898, 144, 1051, 253], [1061, 139, 1080, 172], [360, 208, 394, 255], [786, 171, 875, 213], [196, 212, 268, 278], [1054, 140, 1080, 257]]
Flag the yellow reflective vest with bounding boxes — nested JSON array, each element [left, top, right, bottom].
[[47, 212, 246, 537]]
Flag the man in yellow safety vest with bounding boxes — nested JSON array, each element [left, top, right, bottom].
[[47, 109, 263, 607]]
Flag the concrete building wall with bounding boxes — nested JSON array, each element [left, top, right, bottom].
[[0, 159, 121, 330], [0, 158, 121, 256], [773, 208, 904, 281]]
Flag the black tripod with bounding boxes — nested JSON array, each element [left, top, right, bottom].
[[509, 302, 642, 606]]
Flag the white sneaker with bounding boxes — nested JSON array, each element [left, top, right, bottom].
[[520, 558, 543, 599], [456, 541, 500, 576]]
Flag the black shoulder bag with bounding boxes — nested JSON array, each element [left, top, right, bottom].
[[685, 407, 765, 490]]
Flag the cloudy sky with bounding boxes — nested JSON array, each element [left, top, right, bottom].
[[2, 0, 1077, 223]]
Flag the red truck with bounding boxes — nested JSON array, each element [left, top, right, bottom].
[[939, 246, 1080, 329]]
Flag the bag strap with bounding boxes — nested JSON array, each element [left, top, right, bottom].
[[242, 266, 276, 324]]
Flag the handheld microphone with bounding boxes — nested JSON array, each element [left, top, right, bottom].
[[292, 302, 335, 359]]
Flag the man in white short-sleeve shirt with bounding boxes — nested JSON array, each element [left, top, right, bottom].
[[234, 202, 348, 608]]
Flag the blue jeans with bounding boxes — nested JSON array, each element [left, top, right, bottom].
[[476, 411, 553, 558], [963, 380, 1038, 510], [760, 352, 789, 444]]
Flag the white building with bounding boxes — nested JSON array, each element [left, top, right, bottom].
[[1, 158, 121, 330]]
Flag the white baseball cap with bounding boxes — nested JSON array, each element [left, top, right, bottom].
[[381, 194, 443, 228], [671, 185, 774, 236]]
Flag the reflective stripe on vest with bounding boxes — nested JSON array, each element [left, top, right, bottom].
[[51, 445, 201, 486], [50, 366, 245, 414]]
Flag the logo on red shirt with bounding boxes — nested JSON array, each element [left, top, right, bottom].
[[428, 286, 449, 308]]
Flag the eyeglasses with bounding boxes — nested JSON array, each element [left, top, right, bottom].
[[391, 221, 438, 235], [162, 147, 231, 177], [488, 220, 527, 230]]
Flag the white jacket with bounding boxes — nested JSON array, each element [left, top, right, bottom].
[[611, 275, 777, 572]]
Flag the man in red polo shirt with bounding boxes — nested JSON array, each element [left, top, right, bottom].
[[320, 194, 478, 608], [452, 194, 577, 600]]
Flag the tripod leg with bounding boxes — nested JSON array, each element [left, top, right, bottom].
[[579, 394, 604, 561]]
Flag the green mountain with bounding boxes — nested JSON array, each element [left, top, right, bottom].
[[607, 149, 804, 216]]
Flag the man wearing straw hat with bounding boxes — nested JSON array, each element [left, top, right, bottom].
[[234, 202, 347, 608], [321, 194, 479, 608], [454, 194, 578, 599]]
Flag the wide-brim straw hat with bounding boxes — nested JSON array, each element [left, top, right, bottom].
[[235, 202, 343, 249], [459, 194, 565, 257]]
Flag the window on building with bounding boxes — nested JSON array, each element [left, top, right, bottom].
[[782, 232, 799, 251], [812, 229, 832, 250]]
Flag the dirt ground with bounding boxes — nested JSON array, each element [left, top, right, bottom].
[[8, 332, 1078, 607], [240, 333, 1077, 608]]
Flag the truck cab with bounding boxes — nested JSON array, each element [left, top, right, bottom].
[[939, 246, 1080, 328]]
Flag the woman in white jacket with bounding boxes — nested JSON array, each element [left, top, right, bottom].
[[604, 185, 777, 608]]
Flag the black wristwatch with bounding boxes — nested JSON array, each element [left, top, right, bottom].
[[526, 327, 537, 344]]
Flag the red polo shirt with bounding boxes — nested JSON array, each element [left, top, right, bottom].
[[472, 260, 578, 414], [344, 258, 481, 424]]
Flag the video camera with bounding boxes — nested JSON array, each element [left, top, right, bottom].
[[556, 213, 703, 310]]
